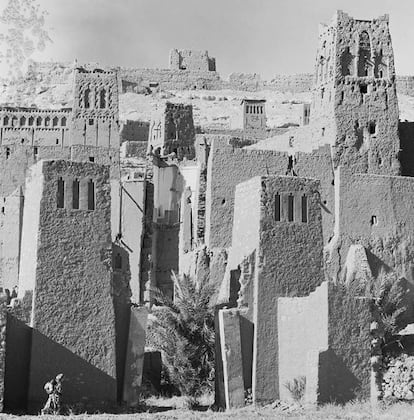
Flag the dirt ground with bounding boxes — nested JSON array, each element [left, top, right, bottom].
[[2, 398, 414, 420]]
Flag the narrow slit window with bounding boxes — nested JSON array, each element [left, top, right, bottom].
[[275, 193, 281, 221], [33, 146, 38, 159], [288, 194, 294, 222], [87, 180, 95, 210], [99, 89, 106, 109], [72, 179, 79, 209], [301, 195, 308, 223], [6, 147, 10, 159], [57, 177, 64, 209], [84, 88, 90, 108], [369, 121, 376, 135]]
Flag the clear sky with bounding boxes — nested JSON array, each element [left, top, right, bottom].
[[4, 0, 414, 78]]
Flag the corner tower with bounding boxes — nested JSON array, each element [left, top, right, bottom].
[[71, 67, 120, 155], [311, 11, 400, 175]]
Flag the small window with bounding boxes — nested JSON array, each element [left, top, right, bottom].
[[57, 177, 64, 209], [275, 194, 281, 222], [87, 180, 95, 210], [288, 194, 294, 222], [89, 118, 94, 125], [3, 116, 9, 126], [369, 121, 376, 135], [61, 117, 67, 127], [45, 117, 50, 127], [36, 116, 42, 127], [321, 88, 325, 99], [56, 139, 59, 145], [6, 147, 10, 159], [84, 88, 90, 108], [379, 69, 383, 78], [21, 138, 25, 144], [72, 179, 79, 209], [340, 91, 344, 104], [360, 84, 368, 94], [28, 116, 34, 126], [89, 156, 95, 162], [115, 253, 122, 269], [371, 215, 378, 226], [20, 116, 26, 126], [322, 127, 325, 137], [99, 89, 106, 109], [301, 195, 308, 223]]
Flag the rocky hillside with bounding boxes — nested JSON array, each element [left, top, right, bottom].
[[0, 62, 413, 130]]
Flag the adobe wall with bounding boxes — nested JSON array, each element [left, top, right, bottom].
[[319, 283, 371, 403], [169, 49, 216, 72], [18, 160, 117, 409], [311, 11, 400, 175], [277, 282, 371, 404], [120, 180, 146, 302], [205, 136, 287, 248], [205, 136, 334, 249], [0, 299, 7, 412], [151, 163, 184, 297], [277, 282, 329, 402], [332, 167, 414, 286], [19, 60, 414, 96], [120, 120, 149, 143], [0, 188, 24, 289], [119, 68, 222, 92], [253, 176, 325, 403]]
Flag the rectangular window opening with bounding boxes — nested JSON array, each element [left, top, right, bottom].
[[360, 84, 368, 94], [275, 193, 281, 222], [301, 195, 308, 223], [57, 177, 65, 209], [88, 180, 95, 210], [288, 194, 294, 222], [72, 179, 79, 209]]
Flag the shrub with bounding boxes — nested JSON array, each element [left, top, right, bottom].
[[284, 376, 306, 402], [147, 272, 216, 400], [383, 354, 414, 401]]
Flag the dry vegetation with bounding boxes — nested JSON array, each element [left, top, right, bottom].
[[2, 398, 414, 419]]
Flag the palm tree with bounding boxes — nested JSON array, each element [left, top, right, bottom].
[[147, 271, 216, 404]]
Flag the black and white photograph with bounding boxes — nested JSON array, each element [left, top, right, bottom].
[[0, 0, 414, 418]]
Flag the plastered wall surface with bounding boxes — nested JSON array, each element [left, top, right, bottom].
[[331, 167, 414, 286], [18, 160, 117, 408]]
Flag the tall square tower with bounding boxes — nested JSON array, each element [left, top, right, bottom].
[[311, 11, 400, 175]]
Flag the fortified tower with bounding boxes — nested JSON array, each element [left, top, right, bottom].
[[311, 11, 400, 175], [70, 67, 120, 166]]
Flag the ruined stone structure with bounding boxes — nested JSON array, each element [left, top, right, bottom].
[[169, 49, 216, 72], [147, 102, 196, 160]]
